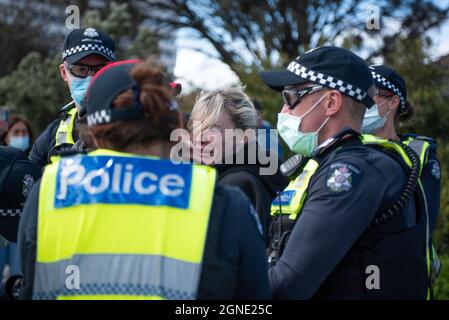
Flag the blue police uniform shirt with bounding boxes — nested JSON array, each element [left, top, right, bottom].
[[269, 135, 417, 299]]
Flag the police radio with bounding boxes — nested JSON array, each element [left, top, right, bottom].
[[279, 154, 307, 178]]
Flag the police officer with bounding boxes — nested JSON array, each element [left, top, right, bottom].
[[28, 27, 116, 168], [18, 58, 271, 300], [362, 64, 442, 285], [362, 65, 441, 232], [0, 146, 41, 300], [260, 46, 428, 299]]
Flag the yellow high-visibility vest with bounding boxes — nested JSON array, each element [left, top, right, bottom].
[[34, 149, 216, 300], [55, 107, 77, 147], [401, 136, 430, 175]]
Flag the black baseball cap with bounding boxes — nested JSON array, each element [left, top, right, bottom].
[[86, 60, 181, 127], [62, 27, 116, 64], [259, 46, 375, 108], [0, 147, 41, 242], [370, 65, 407, 112]]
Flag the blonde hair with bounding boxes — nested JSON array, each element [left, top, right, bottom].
[[188, 87, 257, 134]]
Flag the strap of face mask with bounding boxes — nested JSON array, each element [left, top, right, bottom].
[[383, 108, 393, 119], [299, 91, 330, 120]]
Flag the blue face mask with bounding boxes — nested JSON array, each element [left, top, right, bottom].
[[9, 136, 30, 151], [69, 75, 92, 107], [361, 99, 392, 134]]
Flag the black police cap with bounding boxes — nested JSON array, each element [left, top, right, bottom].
[[0, 146, 41, 242], [62, 27, 116, 64], [86, 60, 181, 127], [370, 65, 407, 112], [259, 46, 375, 108]]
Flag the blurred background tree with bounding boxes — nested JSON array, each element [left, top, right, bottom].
[[147, 0, 449, 123], [0, 1, 161, 133]]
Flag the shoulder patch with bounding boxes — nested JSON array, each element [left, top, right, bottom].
[[326, 162, 361, 194], [22, 174, 35, 198], [429, 159, 441, 180]]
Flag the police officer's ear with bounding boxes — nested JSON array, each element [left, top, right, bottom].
[[59, 63, 69, 83], [388, 95, 401, 112], [323, 89, 343, 116]]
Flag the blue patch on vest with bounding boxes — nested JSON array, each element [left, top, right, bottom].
[[55, 155, 192, 209], [272, 190, 296, 207]]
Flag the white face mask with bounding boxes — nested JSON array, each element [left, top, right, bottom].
[[361, 98, 392, 134], [277, 92, 330, 156]]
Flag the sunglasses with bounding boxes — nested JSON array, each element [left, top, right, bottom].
[[282, 85, 324, 109], [65, 62, 107, 78], [375, 87, 395, 98]]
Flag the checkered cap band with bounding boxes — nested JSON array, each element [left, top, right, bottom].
[[87, 110, 111, 126], [0, 209, 21, 217], [371, 70, 406, 111], [62, 44, 115, 61], [287, 61, 367, 103]]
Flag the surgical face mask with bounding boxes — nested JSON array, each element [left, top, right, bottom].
[[277, 93, 330, 156], [361, 99, 392, 134], [9, 135, 30, 151], [68, 73, 92, 107]]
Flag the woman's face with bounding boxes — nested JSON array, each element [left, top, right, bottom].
[[192, 111, 236, 165], [373, 94, 391, 117], [6, 121, 30, 150]]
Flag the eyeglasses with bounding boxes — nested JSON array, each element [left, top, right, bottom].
[[375, 88, 395, 98], [65, 62, 107, 78], [282, 85, 324, 109]]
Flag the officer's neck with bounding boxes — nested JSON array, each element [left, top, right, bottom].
[[98, 141, 169, 159], [374, 122, 400, 142], [123, 142, 170, 158], [318, 119, 360, 145]]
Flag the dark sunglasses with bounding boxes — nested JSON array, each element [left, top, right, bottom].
[[65, 62, 107, 78], [282, 85, 324, 109]]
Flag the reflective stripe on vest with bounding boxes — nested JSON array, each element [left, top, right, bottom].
[[361, 134, 413, 168], [270, 135, 413, 221], [402, 137, 430, 176], [55, 107, 77, 147], [34, 149, 216, 300], [270, 159, 319, 220]]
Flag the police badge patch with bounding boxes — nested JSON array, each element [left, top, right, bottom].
[[83, 28, 99, 38], [22, 174, 35, 198], [326, 162, 361, 194], [429, 160, 441, 180]]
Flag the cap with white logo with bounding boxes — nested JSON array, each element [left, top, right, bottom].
[[62, 27, 116, 64]]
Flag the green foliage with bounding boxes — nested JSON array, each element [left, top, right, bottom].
[[434, 254, 449, 300], [383, 37, 449, 139], [0, 52, 69, 133], [0, 1, 161, 133], [238, 65, 283, 126], [82, 1, 160, 60]]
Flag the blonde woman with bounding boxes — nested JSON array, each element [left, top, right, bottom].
[[189, 87, 287, 242]]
